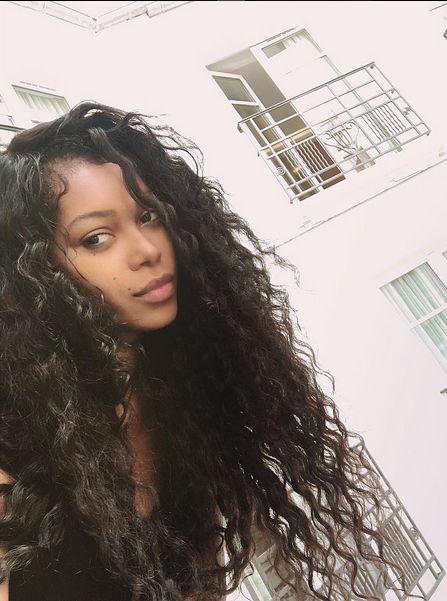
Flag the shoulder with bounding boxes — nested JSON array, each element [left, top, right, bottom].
[[0, 469, 12, 601], [0, 468, 14, 485]]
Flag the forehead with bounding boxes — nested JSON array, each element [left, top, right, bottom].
[[54, 160, 148, 222]]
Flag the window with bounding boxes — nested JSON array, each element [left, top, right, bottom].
[[261, 29, 321, 59], [210, 66, 344, 202], [13, 86, 69, 123], [381, 252, 447, 371], [208, 27, 429, 205]]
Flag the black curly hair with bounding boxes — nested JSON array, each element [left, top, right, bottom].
[[0, 102, 408, 601]]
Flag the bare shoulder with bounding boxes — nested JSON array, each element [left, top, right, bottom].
[[0, 468, 14, 485], [0, 470, 14, 488], [0, 569, 8, 601], [0, 468, 13, 601]]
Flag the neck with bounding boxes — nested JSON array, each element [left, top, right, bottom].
[[117, 328, 143, 368], [118, 344, 140, 373]]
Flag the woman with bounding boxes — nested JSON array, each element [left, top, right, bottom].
[[0, 102, 404, 601]]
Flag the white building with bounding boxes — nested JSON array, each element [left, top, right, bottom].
[[1, 1, 446, 599]]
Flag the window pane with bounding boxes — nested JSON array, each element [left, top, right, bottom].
[[382, 263, 447, 322], [263, 40, 285, 58], [414, 309, 447, 360], [234, 104, 273, 146], [213, 76, 255, 103], [55, 98, 68, 115], [246, 567, 272, 601], [14, 87, 69, 120], [233, 104, 261, 120], [262, 31, 320, 61], [16, 89, 33, 109], [35, 95, 46, 111]]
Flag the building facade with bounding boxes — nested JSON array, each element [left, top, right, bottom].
[[1, 1, 446, 598]]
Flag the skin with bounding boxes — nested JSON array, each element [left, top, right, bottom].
[[2, 159, 219, 594], [0, 162, 219, 596], [0, 469, 14, 600], [52, 160, 178, 339], [51, 160, 179, 518]]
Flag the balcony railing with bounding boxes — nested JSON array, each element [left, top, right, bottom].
[[237, 63, 430, 203], [244, 442, 444, 601]]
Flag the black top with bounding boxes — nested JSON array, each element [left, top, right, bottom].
[[9, 528, 133, 601]]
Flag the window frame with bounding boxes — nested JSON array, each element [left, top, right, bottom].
[[380, 247, 447, 373], [12, 83, 70, 124]]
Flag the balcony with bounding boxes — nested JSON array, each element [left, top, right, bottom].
[[244, 443, 444, 601], [237, 63, 430, 204]]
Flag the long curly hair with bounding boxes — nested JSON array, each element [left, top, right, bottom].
[[0, 102, 407, 601]]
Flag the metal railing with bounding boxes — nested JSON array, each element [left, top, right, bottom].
[[243, 442, 444, 601], [238, 63, 430, 203]]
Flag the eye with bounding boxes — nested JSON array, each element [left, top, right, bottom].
[[140, 209, 159, 224], [81, 232, 111, 249]]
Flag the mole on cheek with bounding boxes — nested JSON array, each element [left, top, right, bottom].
[[113, 277, 116, 280]]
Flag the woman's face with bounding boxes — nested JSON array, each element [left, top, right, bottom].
[[52, 160, 178, 335]]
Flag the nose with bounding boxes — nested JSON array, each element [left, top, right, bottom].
[[127, 230, 161, 271]]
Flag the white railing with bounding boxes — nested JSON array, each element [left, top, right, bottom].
[[243, 442, 444, 601], [238, 63, 430, 203]]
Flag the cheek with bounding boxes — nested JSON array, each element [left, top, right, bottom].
[[52, 249, 107, 296], [79, 267, 118, 298], [83, 269, 132, 305], [50, 239, 123, 303], [164, 237, 176, 266]]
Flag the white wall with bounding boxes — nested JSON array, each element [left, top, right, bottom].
[[2, 2, 445, 235], [277, 161, 447, 568], [1, 0, 446, 596]]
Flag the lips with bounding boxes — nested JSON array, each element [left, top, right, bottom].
[[133, 274, 174, 297]]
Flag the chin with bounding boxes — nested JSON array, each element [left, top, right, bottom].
[[134, 305, 178, 332]]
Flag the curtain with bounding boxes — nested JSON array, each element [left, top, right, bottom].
[[382, 263, 447, 362]]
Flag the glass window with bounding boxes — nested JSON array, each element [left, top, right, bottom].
[[262, 30, 321, 62], [14, 86, 69, 121], [382, 263, 447, 322], [382, 261, 447, 369], [213, 76, 255, 103]]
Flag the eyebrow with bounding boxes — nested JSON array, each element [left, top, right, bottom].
[[67, 210, 116, 229]]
